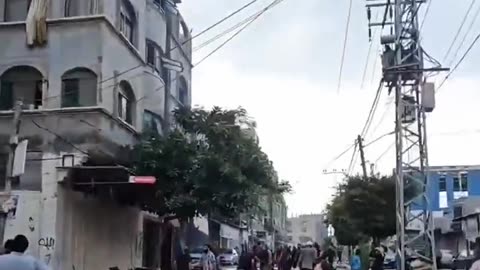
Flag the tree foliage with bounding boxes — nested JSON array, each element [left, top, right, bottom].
[[133, 106, 291, 220], [326, 175, 396, 244]]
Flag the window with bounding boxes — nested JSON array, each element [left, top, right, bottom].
[[145, 40, 163, 73], [178, 77, 188, 105], [439, 176, 446, 192], [62, 79, 80, 107], [118, 81, 135, 125], [118, 94, 130, 123], [461, 173, 468, 192], [61, 68, 97, 108], [454, 174, 468, 192], [146, 43, 156, 66], [119, 1, 136, 44], [0, 66, 43, 110], [65, 0, 97, 16], [4, 0, 31, 22], [453, 177, 460, 192], [143, 110, 163, 135]]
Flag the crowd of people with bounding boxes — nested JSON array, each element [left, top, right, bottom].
[[235, 241, 339, 270], [0, 234, 50, 270]]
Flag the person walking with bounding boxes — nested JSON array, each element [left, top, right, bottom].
[[238, 246, 256, 270], [350, 249, 362, 270], [200, 244, 217, 270], [369, 246, 385, 270], [298, 242, 317, 270], [0, 234, 50, 270]]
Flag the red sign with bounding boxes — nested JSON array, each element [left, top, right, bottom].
[[129, 176, 156, 184]]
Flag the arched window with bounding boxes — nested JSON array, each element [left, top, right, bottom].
[[61, 68, 97, 107], [4, 0, 32, 22], [119, 0, 136, 44], [65, 0, 98, 17], [0, 66, 43, 110], [178, 77, 188, 106], [118, 81, 135, 125]]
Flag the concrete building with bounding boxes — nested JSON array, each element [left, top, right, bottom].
[[287, 214, 327, 245], [409, 165, 480, 213], [0, 0, 191, 269]]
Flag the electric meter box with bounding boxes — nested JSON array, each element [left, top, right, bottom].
[[422, 82, 435, 113]]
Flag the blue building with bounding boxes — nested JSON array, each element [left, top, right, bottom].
[[412, 165, 480, 215]]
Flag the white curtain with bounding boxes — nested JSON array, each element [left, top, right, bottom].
[[26, 0, 49, 47]]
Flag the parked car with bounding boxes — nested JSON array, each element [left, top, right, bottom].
[[217, 248, 239, 266], [190, 247, 204, 270]]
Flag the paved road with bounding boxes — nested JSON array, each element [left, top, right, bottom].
[[219, 266, 237, 270]]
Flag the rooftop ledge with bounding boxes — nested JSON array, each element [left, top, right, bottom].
[[0, 106, 139, 136]]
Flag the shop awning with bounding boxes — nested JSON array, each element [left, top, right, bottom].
[[65, 165, 158, 210]]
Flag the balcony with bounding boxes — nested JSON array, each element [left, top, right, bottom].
[[0, 107, 139, 161]]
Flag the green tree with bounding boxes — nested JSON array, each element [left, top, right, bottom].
[[133, 106, 290, 220], [342, 175, 396, 241], [326, 175, 396, 243], [326, 193, 362, 246]]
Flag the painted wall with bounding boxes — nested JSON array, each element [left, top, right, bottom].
[[0, 191, 41, 257], [411, 166, 480, 213]]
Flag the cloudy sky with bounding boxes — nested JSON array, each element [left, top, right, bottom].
[[179, 0, 480, 215]]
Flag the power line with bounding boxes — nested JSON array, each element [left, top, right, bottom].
[[29, 1, 288, 163], [361, 79, 384, 139], [419, 0, 433, 30], [194, 0, 285, 66], [438, 32, 480, 91], [27, 1, 280, 106], [347, 141, 358, 175], [77, 0, 263, 89], [336, 0, 353, 94], [375, 142, 394, 164], [364, 131, 394, 148], [443, 0, 476, 62], [446, 4, 480, 67], [31, 119, 89, 156], [361, 12, 380, 90], [324, 143, 356, 169], [193, 5, 269, 52], [187, 0, 258, 49]]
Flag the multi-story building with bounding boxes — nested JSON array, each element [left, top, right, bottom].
[[410, 165, 480, 219], [0, 0, 191, 269], [287, 214, 327, 245]]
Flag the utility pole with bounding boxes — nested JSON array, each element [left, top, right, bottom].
[[357, 135, 368, 179], [366, 0, 449, 269], [163, 1, 173, 135], [5, 100, 22, 192]]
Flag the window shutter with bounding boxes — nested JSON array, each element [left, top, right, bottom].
[[0, 82, 14, 110], [62, 79, 79, 107]]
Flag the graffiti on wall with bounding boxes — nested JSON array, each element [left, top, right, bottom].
[[38, 237, 55, 250], [0, 195, 18, 219], [38, 237, 55, 265], [28, 217, 35, 232]]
